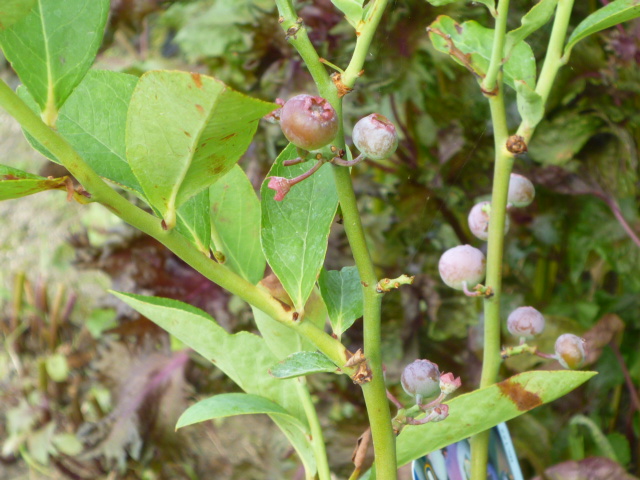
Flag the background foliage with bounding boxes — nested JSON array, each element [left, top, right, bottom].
[[1, 0, 639, 478]]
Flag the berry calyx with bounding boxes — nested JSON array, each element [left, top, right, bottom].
[[352, 113, 399, 161], [279, 94, 338, 151], [507, 306, 545, 339], [401, 359, 441, 404], [438, 245, 486, 291], [467, 201, 510, 241], [507, 173, 535, 208], [555, 334, 586, 369], [439, 372, 462, 395]]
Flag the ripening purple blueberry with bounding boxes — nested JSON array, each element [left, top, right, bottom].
[[507, 306, 545, 339], [467, 201, 510, 241], [507, 173, 535, 208], [555, 334, 586, 369], [401, 359, 441, 404], [438, 245, 486, 291], [279, 94, 338, 151], [352, 113, 399, 160]]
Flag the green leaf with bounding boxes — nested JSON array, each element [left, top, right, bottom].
[[515, 80, 545, 133], [175, 189, 211, 254], [57, 70, 142, 193], [394, 370, 596, 468], [261, 144, 339, 310], [317, 266, 363, 337], [0, 0, 110, 121], [110, 291, 316, 475], [0, 165, 67, 201], [528, 113, 604, 165], [251, 288, 328, 359], [210, 165, 265, 284], [332, 0, 365, 26], [0, 0, 36, 30], [269, 352, 338, 379], [505, 0, 558, 58], [428, 15, 536, 90], [126, 70, 277, 229], [176, 392, 308, 430], [565, 0, 640, 57]]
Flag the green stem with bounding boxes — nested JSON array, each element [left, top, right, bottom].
[[275, 0, 333, 99], [296, 378, 331, 480], [275, 1, 398, 477], [516, 0, 576, 142], [0, 78, 351, 375], [341, 0, 390, 89], [481, 0, 511, 93], [471, 86, 514, 480]]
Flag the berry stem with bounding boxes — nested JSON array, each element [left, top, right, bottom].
[[283, 156, 306, 166], [331, 153, 366, 167], [290, 158, 325, 185]]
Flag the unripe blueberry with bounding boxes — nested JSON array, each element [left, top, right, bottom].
[[279, 94, 338, 151], [352, 113, 398, 160], [555, 334, 586, 369], [507, 306, 545, 339], [467, 201, 510, 241], [507, 174, 535, 208], [438, 245, 486, 291], [401, 359, 441, 404]]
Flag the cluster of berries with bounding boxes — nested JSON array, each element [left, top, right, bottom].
[[265, 94, 398, 200], [437, 173, 586, 369]]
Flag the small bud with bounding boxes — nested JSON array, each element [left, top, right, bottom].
[[555, 334, 586, 369], [352, 113, 399, 161], [507, 174, 535, 208], [279, 94, 338, 151], [467, 201, 510, 241], [439, 372, 461, 395], [438, 245, 486, 291], [507, 306, 545, 339], [401, 359, 441, 404], [267, 176, 291, 201], [424, 404, 449, 423]]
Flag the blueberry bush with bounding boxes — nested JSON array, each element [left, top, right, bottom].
[[1, 0, 639, 479]]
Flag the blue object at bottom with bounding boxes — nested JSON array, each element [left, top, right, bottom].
[[411, 423, 523, 480]]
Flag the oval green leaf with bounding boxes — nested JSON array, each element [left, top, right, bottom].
[[126, 70, 277, 229], [269, 351, 338, 379], [261, 144, 339, 310], [176, 392, 307, 431], [0, 0, 110, 122], [565, 0, 640, 57], [317, 266, 363, 337], [210, 165, 265, 284], [505, 0, 558, 58]]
